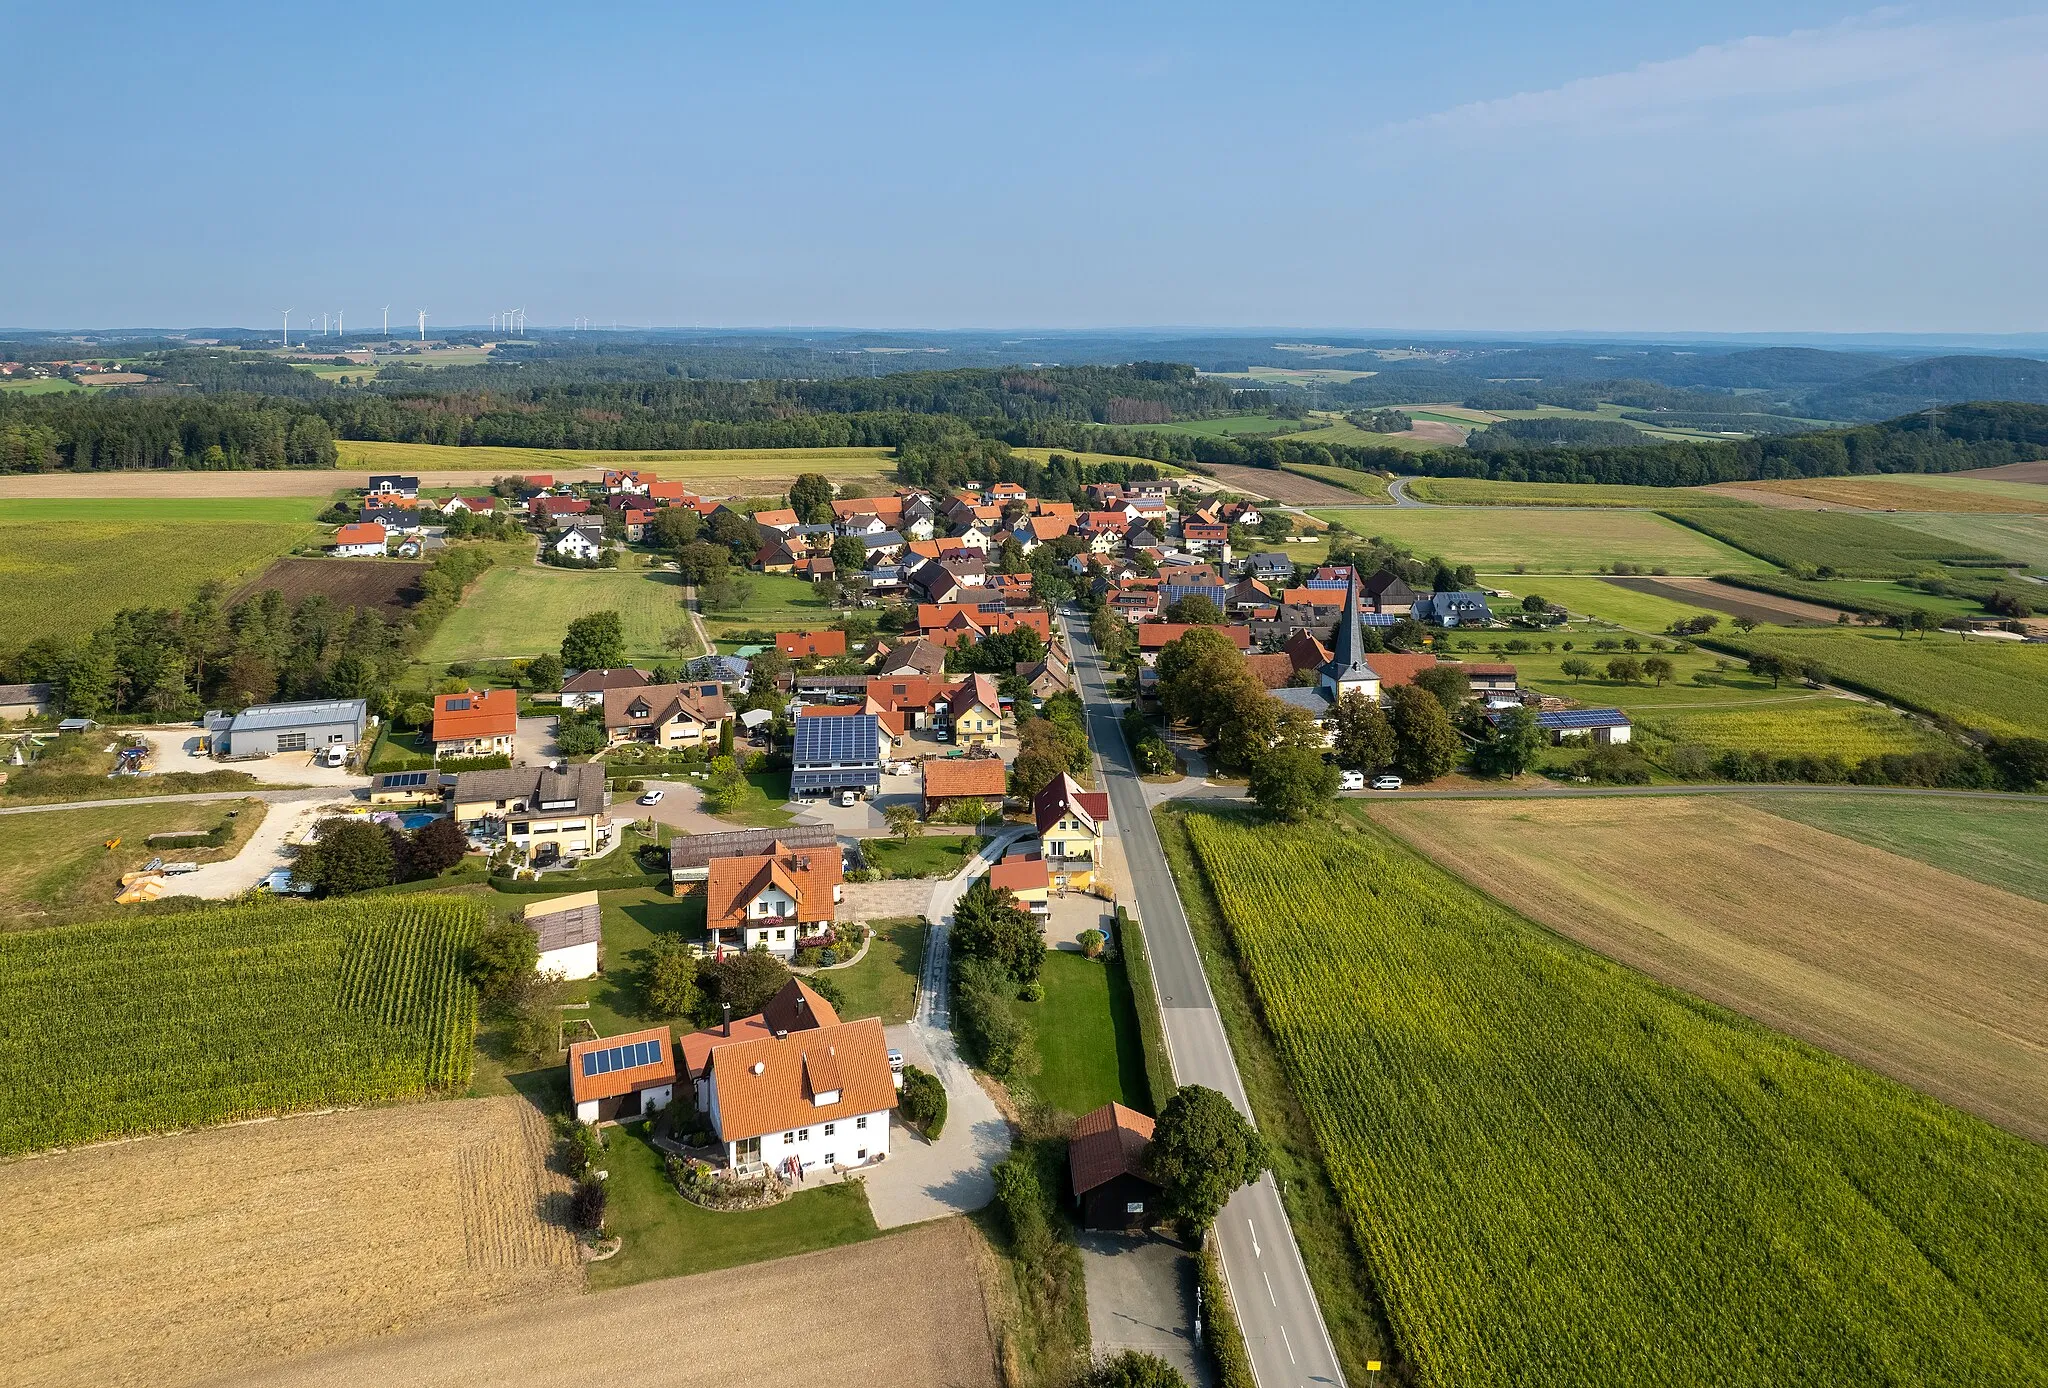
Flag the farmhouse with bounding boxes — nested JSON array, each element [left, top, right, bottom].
[[923, 755, 1008, 816], [329, 522, 388, 557], [204, 698, 366, 757], [678, 978, 839, 1109], [670, 823, 838, 884], [451, 762, 609, 859], [526, 891, 602, 980], [792, 712, 883, 799], [1069, 1102, 1160, 1230], [0, 682, 54, 721], [602, 681, 731, 749], [703, 1018, 896, 1177], [569, 1027, 676, 1125], [705, 840, 844, 958], [431, 688, 518, 758], [561, 666, 648, 710]]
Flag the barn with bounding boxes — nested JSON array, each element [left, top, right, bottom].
[[1069, 1102, 1161, 1230]]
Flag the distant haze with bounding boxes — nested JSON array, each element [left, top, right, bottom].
[[3, 3, 2044, 332]]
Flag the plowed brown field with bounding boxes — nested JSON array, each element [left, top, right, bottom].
[[1369, 797, 2048, 1142], [0, 1098, 578, 1388]]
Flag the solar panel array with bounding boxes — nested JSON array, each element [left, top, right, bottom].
[[795, 712, 880, 766], [380, 771, 431, 788], [1535, 708, 1630, 730], [582, 1037, 663, 1077]]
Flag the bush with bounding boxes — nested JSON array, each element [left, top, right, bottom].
[[570, 1175, 608, 1232], [955, 956, 1033, 1078], [1084, 1352, 1188, 1388], [1574, 744, 1652, 785], [1078, 928, 1106, 959], [899, 1063, 948, 1138]]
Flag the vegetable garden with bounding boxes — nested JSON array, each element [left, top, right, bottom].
[[1178, 808, 2048, 1388], [0, 896, 480, 1155]]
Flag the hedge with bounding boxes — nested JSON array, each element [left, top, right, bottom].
[[1115, 905, 1176, 1112]]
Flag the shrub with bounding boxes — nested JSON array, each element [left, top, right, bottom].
[[899, 1063, 948, 1138], [1079, 928, 1106, 959], [570, 1175, 608, 1232], [1575, 745, 1652, 784]]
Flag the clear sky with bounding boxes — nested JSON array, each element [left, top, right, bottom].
[[4, 1, 2045, 333]]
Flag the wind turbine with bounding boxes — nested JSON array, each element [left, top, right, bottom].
[[277, 308, 293, 348], [321, 312, 329, 337], [417, 309, 427, 342]]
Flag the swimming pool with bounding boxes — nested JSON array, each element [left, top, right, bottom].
[[396, 812, 443, 830]]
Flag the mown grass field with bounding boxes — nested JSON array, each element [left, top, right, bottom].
[[1008, 950, 1152, 1118], [1891, 511, 2048, 570], [1665, 507, 2012, 576], [0, 897, 480, 1154], [1009, 446, 1187, 476], [1721, 627, 2048, 739], [1637, 700, 1946, 759], [703, 571, 837, 642], [1276, 415, 1455, 451], [1746, 793, 2048, 905], [1283, 462, 1393, 500], [1495, 646, 1839, 712], [1311, 506, 1772, 574], [419, 563, 693, 667], [1503, 575, 1721, 630], [0, 509, 318, 646], [0, 800, 266, 929], [1730, 473, 2048, 514], [824, 916, 926, 1026], [1176, 805, 2048, 1388], [1406, 477, 1749, 508], [334, 439, 899, 488]]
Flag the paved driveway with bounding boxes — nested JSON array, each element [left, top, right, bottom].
[[513, 715, 558, 766], [619, 779, 732, 836], [132, 728, 366, 789], [1079, 1231, 1210, 1388], [838, 878, 930, 922]]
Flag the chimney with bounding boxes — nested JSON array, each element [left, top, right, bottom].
[[722, 1002, 731, 1038]]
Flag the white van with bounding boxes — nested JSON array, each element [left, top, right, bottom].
[[319, 745, 349, 769], [1338, 769, 1365, 791]]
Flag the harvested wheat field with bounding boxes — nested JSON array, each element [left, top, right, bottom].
[[1714, 474, 2048, 514], [0, 1098, 578, 1388], [1204, 462, 1366, 504], [1369, 796, 2048, 1142], [1610, 575, 1848, 624], [198, 1219, 997, 1388]]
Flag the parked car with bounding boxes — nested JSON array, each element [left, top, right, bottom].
[[319, 744, 349, 768], [1370, 774, 1403, 791], [934, 726, 951, 742], [1339, 769, 1365, 791], [887, 1048, 904, 1074], [637, 788, 664, 806], [838, 788, 860, 807]]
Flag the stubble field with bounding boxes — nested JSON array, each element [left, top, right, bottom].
[[335, 440, 898, 491], [0, 1097, 579, 1388], [1368, 796, 2048, 1142]]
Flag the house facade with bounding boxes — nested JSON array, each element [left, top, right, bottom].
[[451, 763, 609, 860], [946, 674, 1003, 749], [602, 681, 731, 749], [1034, 773, 1110, 877], [703, 1018, 896, 1178], [330, 522, 388, 557], [706, 841, 845, 957]]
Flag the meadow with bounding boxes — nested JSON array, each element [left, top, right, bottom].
[[1276, 416, 1455, 451], [0, 800, 266, 928], [1405, 477, 1748, 508], [1636, 700, 1946, 759], [1281, 462, 1392, 500], [335, 439, 899, 489], [0, 896, 480, 1154], [1721, 627, 2048, 739], [1891, 511, 2048, 569], [1747, 793, 2048, 905], [1008, 446, 1187, 476], [1310, 506, 1772, 574], [1176, 806, 2048, 1388], [419, 562, 694, 667], [701, 570, 837, 642], [0, 508, 318, 646], [1729, 473, 2048, 514], [1664, 507, 2012, 576], [1500, 575, 1720, 630]]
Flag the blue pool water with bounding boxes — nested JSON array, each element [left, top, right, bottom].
[[397, 813, 443, 830]]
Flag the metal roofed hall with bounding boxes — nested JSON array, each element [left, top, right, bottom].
[[222, 698, 367, 733]]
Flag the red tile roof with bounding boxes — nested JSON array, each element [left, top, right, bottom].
[[705, 843, 842, 933], [777, 630, 847, 658], [923, 756, 1007, 800], [1068, 1102, 1156, 1197], [988, 854, 1049, 895], [333, 522, 385, 547], [704, 1017, 896, 1142], [568, 1026, 677, 1106], [431, 687, 517, 743], [1137, 623, 1251, 651]]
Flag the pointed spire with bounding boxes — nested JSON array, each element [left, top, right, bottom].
[[1321, 572, 1378, 693]]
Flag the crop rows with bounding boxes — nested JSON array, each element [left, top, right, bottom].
[[1180, 810, 2048, 1388], [1717, 628, 2048, 740], [1663, 507, 2009, 576], [0, 896, 481, 1155], [1638, 701, 1943, 760]]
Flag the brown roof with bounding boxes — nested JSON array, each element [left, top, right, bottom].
[[777, 630, 847, 658], [1034, 773, 1110, 836], [451, 762, 607, 819], [1069, 1102, 1157, 1197], [603, 681, 730, 733], [988, 854, 1050, 895], [432, 688, 517, 743], [668, 822, 837, 873], [679, 978, 840, 1078], [562, 667, 648, 694], [524, 891, 603, 952], [1244, 653, 1296, 690], [924, 757, 1007, 800], [568, 1026, 677, 1105], [1363, 652, 1439, 689], [1138, 623, 1251, 651], [1459, 663, 1519, 677], [706, 843, 843, 932], [705, 1017, 897, 1141]]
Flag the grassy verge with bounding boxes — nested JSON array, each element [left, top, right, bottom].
[[822, 916, 926, 1025], [1114, 906, 1175, 1112], [976, 1117, 1091, 1388], [0, 799, 267, 928], [1009, 950, 1152, 1117], [586, 1123, 882, 1291], [1152, 805, 1395, 1383]]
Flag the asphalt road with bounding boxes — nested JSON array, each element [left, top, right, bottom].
[[1063, 608, 1347, 1388]]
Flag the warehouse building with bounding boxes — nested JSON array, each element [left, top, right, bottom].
[[204, 698, 367, 757]]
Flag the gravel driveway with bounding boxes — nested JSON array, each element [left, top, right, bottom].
[[159, 795, 353, 899], [1079, 1231, 1209, 1387]]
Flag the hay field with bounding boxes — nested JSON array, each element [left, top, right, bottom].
[[199, 1219, 994, 1388], [335, 440, 898, 490], [1509, 575, 1720, 629], [419, 563, 693, 667], [1637, 701, 1946, 759], [1727, 627, 2048, 738], [1748, 793, 2048, 905], [1201, 462, 1376, 504], [1371, 796, 2048, 1142], [1725, 473, 2048, 514], [0, 510, 317, 646], [0, 1097, 578, 1388], [1310, 505, 1772, 573]]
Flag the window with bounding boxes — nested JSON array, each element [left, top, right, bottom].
[[775, 929, 787, 941], [797, 1128, 809, 1142], [823, 1153, 835, 1166], [276, 733, 308, 752], [823, 1122, 835, 1137], [783, 1132, 795, 1144], [856, 1115, 867, 1129], [856, 1148, 868, 1161]]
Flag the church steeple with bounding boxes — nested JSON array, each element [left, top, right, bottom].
[[1320, 573, 1380, 698]]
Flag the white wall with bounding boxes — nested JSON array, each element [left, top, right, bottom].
[[730, 1108, 891, 1175], [538, 940, 600, 981]]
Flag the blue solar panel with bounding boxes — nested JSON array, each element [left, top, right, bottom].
[[582, 1054, 598, 1077], [646, 1038, 662, 1063], [1534, 708, 1629, 729], [795, 713, 880, 767], [581, 1037, 665, 1077]]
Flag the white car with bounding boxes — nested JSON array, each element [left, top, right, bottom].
[[637, 789, 665, 806], [319, 745, 349, 768], [1338, 769, 1366, 791], [1371, 775, 1404, 792]]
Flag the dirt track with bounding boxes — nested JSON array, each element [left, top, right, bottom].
[[193, 1220, 997, 1388], [1371, 797, 2048, 1143], [0, 1098, 577, 1388]]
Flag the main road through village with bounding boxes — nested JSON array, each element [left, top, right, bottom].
[[1061, 606, 1347, 1388]]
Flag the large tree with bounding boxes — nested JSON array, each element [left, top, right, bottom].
[[301, 818, 399, 896], [1473, 705, 1545, 778], [830, 533, 868, 575], [1248, 744, 1339, 821], [1413, 663, 1472, 714], [787, 472, 835, 525], [694, 948, 792, 1025], [1147, 1084, 1269, 1236], [1330, 690, 1394, 771], [560, 610, 626, 671], [1163, 593, 1222, 625], [951, 876, 1042, 985], [1388, 684, 1462, 782]]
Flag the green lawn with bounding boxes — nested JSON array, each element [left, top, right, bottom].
[[1010, 951, 1152, 1118], [1809, 579, 1990, 617], [586, 1124, 882, 1291], [862, 833, 980, 879], [1406, 477, 1749, 509], [702, 572, 837, 640], [0, 799, 265, 928], [824, 916, 926, 1026], [1503, 646, 1837, 713], [710, 769, 795, 827], [1744, 794, 2048, 906], [1311, 506, 1771, 574], [419, 563, 694, 668], [1506, 576, 1721, 631]]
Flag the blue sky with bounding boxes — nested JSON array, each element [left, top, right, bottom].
[[4, 1, 2044, 332]]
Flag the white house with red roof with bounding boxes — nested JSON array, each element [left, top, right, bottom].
[[330, 522, 387, 557], [703, 1017, 896, 1178], [1034, 772, 1110, 875]]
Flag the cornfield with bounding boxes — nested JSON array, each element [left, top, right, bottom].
[[0, 896, 481, 1155], [1180, 809, 2048, 1388]]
